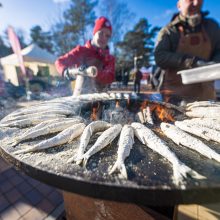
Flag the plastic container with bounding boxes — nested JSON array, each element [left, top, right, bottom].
[[177, 63, 220, 84]]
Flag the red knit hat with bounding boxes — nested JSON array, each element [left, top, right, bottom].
[[93, 16, 112, 35]]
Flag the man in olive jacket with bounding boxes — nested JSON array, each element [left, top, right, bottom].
[[154, 0, 220, 102]]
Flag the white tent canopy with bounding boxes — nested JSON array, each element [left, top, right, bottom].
[[0, 44, 58, 86], [0, 44, 57, 65]]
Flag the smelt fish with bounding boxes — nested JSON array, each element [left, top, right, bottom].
[[2, 104, 74, 120], [109, 93, 116, 99], [0, 114, 66, 128], [68, 120, 111, 164], [175, 121, 220, 144], [93, 92, 110, 100], [80, 124, 122, 166], [21, 117, 80, 136], [78, 93, 94, 101], [182, 118, 220, 132], [10, 117, 84, 147], [186, 107, 220, 118], [186, 101, 220, 110], [14, 123, 86, 154], [175, 121, 210, 141], [1, 109, 75, 124], [131, 122, 205, 187], [161, 123, 220, 163], [109, 125, 134, 179]]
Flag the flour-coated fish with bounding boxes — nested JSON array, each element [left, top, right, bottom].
[[14, 123, 86, 154], [68, 120, 111, 164], [175, 121, 220, 143], [131, 122, 205, 188], [186, 107, 220, 118], [161, 123, 220, 163], [182, 118, 220, 131], [109, 125, 134, 179], [80, 124, 122, 166], [10, 117, 84, 147], [0, 114, 66, 128]]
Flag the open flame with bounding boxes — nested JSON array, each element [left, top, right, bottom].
[[90, 102, 101, 121], [154, 105, 175, 122], [90, 98, 175, 124], [115, 100, 120, 108], [138, 101, 175, 123]]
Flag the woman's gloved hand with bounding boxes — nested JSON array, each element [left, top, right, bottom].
[[63, 68, 74, 81], [63, 65, 88, 80]]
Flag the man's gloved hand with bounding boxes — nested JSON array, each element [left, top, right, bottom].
[[183, 56, 215, 69], [193, 60, 216, 67]]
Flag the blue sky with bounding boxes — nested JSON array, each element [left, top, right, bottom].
[[0, 0, 219, 42]]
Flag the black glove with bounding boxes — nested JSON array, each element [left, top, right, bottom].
[[63, 65, 88, 81], [183, 56, 215, 69], [63, 68, 75, 81], [78, 64, 87, 72], [194, 60, 216, 67]]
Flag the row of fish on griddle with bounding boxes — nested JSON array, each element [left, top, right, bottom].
[[0, 93, 220, 188]]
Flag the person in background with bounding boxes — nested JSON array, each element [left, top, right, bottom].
[[123, 71, 129, 88], [154, 0, 220, 103], [133, 68, 143, 94], [55, 16, 115, 94]]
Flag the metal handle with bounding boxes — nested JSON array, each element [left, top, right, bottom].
[[72, 66, 98, 96]]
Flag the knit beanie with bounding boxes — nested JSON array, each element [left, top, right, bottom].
[[93, 16, 112, 35]]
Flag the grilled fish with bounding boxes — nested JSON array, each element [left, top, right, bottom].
[[0, 114, 66, 128], [186, 101, 220, 110], [109, 125, 134, 179], [175, 121, 220, 143], [14, 123, 86, 154], [161, 123, 220, 163], [79, 124, 122, 166], [68, 120, 111, 164], [1, 109, 75, 124], [10, 117, 84, 147], [131, 122, 205, 187], [182, 118, 220, 131], [1, 106, 75, 123], [186, 107, 220, 118]]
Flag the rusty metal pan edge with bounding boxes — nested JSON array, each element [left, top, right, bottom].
[[1, 146, 220, 206]]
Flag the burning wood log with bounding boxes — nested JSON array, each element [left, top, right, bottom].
[[143, 106, 154, 125]]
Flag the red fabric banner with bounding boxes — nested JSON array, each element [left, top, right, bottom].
[[7, 26, 26, 76]]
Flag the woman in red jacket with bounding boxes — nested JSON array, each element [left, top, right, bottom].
[[55, 16, 115, 94]]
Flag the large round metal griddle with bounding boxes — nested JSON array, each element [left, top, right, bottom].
[[0, 97, 220, 206]]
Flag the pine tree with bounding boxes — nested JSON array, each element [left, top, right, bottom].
[[117, 18, 160, 71], [98, 0, 134, 55], [52, 0, 98, 55], [0, 36, 12, 57], [30, 25, 54, 53]]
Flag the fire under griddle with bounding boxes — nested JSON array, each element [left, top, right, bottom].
[[0, 94, 220, 206]]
